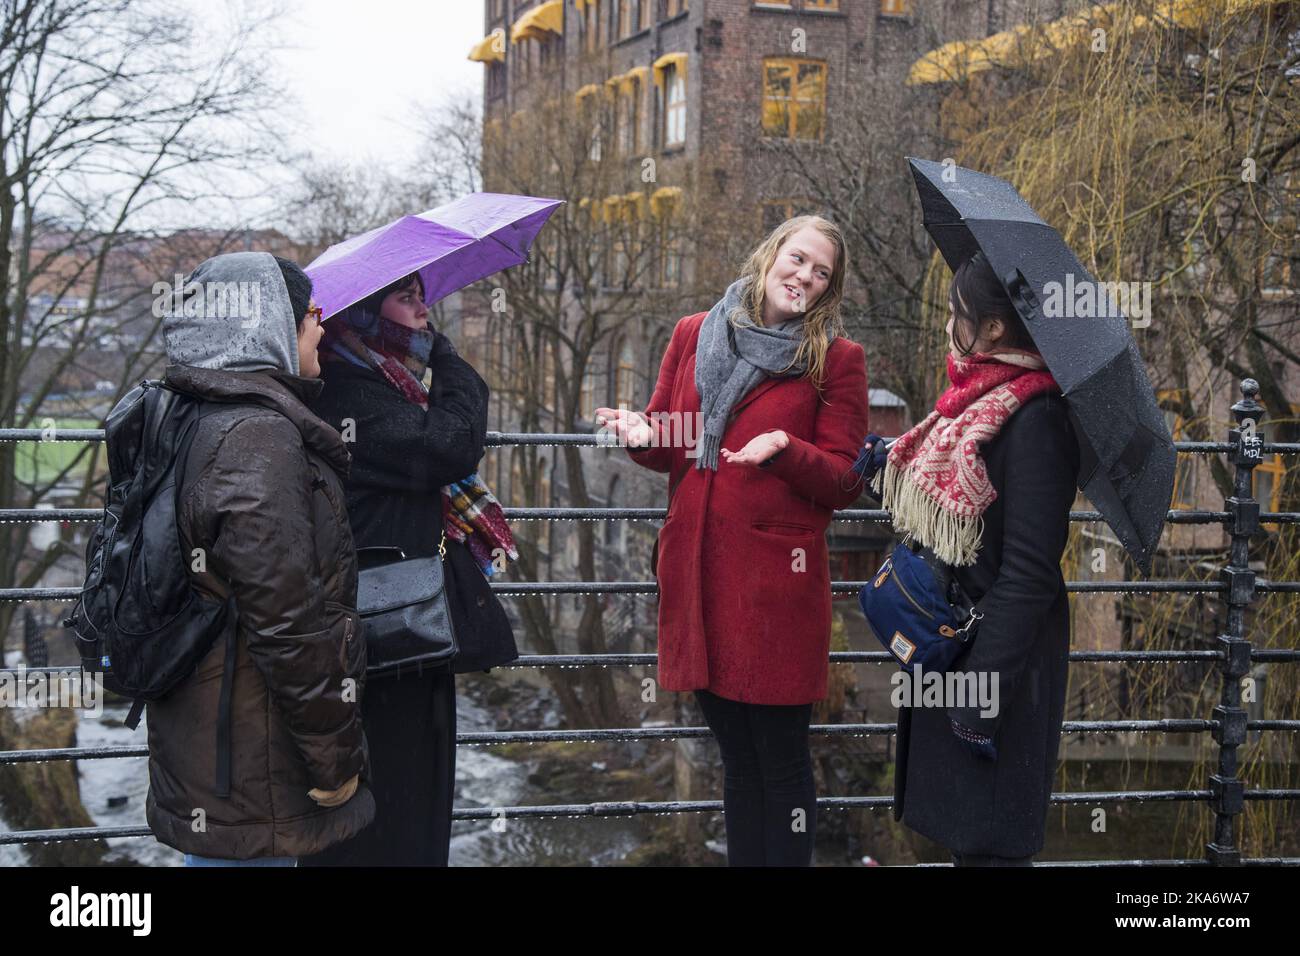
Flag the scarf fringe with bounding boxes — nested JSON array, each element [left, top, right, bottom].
[[696, 431, 721, 470], [878, 461, 984, 567]]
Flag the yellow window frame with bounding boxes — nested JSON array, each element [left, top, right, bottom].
[[761, 57, 826, 141]]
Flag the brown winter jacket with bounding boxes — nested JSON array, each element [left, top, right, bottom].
[[144, 365, 375, 858]]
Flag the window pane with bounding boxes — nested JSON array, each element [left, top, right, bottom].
[[794, 103, 823, 139], [765, 63, 793, 98], [796, 62, 824, 100], [762, 99, 789, 135]]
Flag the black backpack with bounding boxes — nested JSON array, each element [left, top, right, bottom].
[[66, 380, 238, 789]]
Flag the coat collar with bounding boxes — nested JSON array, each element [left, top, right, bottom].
[[162, 365, 350, 475]]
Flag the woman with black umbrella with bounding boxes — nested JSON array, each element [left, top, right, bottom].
[[862, 251, 1079, 865]]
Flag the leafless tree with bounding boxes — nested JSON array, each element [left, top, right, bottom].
[[0, 0, 290, 648]]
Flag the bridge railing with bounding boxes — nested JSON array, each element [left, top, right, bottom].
[[0, 378, 1297, 865]]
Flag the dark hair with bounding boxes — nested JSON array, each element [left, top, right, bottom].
[[274, 256, 313, 330], [357, 271, 426, 318], [948, 251, 1036, 356]]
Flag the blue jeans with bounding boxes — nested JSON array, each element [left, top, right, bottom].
[[183, 853, 297, 867]]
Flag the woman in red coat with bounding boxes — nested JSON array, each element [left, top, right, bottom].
[[597, 216, 869, 866]]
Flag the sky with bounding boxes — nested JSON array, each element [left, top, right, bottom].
[[274, 0, 485, 166]]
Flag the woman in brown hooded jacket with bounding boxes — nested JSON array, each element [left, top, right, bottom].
[[145, 252, 375, 863]]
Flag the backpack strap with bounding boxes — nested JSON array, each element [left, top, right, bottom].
[[167, 392, 242, 800], [125, 698, 146, 730]]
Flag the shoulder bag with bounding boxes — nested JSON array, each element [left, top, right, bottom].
[[356, 530, 459, 675]]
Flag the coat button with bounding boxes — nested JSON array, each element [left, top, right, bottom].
[[476, 595, 486, 607]]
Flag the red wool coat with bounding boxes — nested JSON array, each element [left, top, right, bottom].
[[628, 311, 870, 705]]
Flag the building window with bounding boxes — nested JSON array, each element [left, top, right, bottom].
[[519, 36, 532, 79], [663, 65, 686, 147], [665, 0, 689, 16], [805, 0, 839, 9], [614, 337, 637, 410], [585, 0, 605, 52], [618, 0, 634, 38], [580, 362, 597, 421], [612, 229, 630, 286], [879, 0, 912, 16], [542, 345, 557, 413], [659, 229, 683, 287], [618, 79, 642, 154], [762, 58, 826, 140], [487, 62, 506, 100], [639, 0, 652, 30]]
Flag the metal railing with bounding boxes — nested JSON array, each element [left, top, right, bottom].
[[0, 378, 1297, 865]]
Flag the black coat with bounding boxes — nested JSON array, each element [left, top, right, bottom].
[[309, 339, 518, 675], [893, 392, 1080, 858]]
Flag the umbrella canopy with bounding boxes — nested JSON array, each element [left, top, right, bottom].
[[907, 156, 1175, 575], [305, 192, 564, 319]]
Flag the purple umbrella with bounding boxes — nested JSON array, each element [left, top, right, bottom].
[[304, 192, 564, 319]]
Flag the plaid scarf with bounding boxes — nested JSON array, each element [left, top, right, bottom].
[[872, 349, 1060, 566], [322, 311, 518, 577]]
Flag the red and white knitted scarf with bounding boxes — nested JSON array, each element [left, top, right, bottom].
[[872, 349, 1060, 566]]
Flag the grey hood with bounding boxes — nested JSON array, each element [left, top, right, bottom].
[[162, 251, 299, 375]]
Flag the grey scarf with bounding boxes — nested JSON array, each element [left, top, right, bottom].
[[693, 276, 810, 471]]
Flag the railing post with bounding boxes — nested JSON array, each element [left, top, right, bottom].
[[1208, 379, 1264, 865]]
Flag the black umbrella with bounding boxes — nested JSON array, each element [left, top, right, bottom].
[[907, 156, 1175, 575]]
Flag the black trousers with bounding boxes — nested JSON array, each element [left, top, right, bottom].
[[301, 663, 456, 866], [695, 690, 817, 867]]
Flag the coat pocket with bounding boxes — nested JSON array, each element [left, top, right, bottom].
[[752, 521, 816, 537], [325, 600, 365, 677]]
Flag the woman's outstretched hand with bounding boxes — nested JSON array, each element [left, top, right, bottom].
[[595, 406, 654, 448], [721, 429, 789, 466]]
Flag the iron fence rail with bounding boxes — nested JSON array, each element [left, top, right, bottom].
[[6, 580, 1300, 601], [3, 507, 1299, 525], [2, 428, 1298, 456], [4, 719, 1298, 766]]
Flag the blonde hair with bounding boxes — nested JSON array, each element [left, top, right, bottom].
[[729, 214, 847, 391]]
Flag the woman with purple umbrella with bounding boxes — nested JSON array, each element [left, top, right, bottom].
[[299, 271, 519, 866]]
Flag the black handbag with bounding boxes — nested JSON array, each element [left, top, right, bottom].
[[355, 531, 459, 676]]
